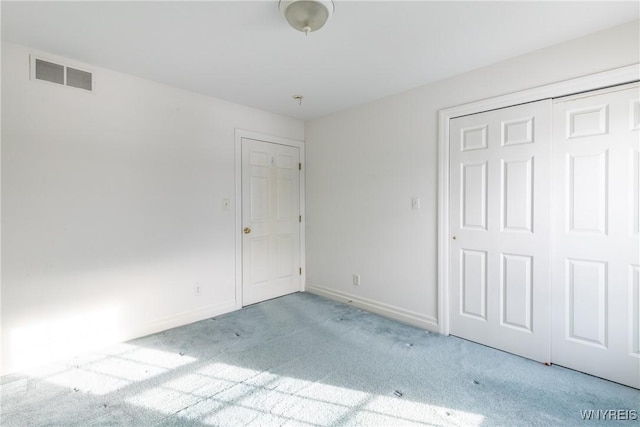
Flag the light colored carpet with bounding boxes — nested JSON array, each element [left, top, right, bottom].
[[1, 292, 638, 426]]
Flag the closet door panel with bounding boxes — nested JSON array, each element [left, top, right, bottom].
[[449, 100, 552, 363], [551, 83, 640, 389]]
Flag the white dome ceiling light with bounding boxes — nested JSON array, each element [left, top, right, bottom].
[[279, 0, 334, 36]]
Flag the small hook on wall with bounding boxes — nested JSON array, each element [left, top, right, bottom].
[[293, 95, 304, 106]]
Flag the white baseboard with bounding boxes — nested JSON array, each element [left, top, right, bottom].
[[125, 299, 238, 343], [305, 283, 439, 332]]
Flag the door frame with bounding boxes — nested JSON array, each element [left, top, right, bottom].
[[437, 64, 640, 335], [234, 130, 306, 310]]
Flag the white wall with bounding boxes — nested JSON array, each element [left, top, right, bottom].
[[304, 21, 640, 329], [1, 42, 304, 374]]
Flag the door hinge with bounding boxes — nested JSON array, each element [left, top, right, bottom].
[[299, 267, 302, 275], [299, 215, 302, 223], [299, 162, 302, 170]]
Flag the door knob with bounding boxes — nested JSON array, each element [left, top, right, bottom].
[[243, 227, 251, 234]]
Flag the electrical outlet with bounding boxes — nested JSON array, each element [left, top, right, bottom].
[[353, 274, 360, 286], [194, 284, 201, 296]]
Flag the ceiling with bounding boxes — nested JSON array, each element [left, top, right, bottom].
[[2, 1, 638, 120]]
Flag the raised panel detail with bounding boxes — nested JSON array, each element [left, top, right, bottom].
[[250, 237, 270, 285], [633, 150, 640, 236], [631, 99, 640, 131], [277, 153, 294, 169], [567, 151, 608, 234], [460, 249, 487, 320], [502, 117, 534, 146], [277, 235, 294, 278], [502, 157, 533, 232], [460, 125, 488, 151], [631, 266, 640, 357], [501, 254, 533, 332], [249, 150, 270, 167], [566, 104, 608, 139], [566, 259, 608, 348], [250, 177, 269, 222], [277, 178, 293, 221], [461, 162, 487, 230]]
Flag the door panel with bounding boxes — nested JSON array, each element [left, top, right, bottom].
[[502, 157, 533, 232], [551, 83, 640, 388], [565, 258, 608, 347], [461, 249, 487, 320], [567, 151, 608, 234], [449, 100, 552, 363], [501, 253, 533, 331], [461, 162, 488, 230], [242, 138, 301, 306]]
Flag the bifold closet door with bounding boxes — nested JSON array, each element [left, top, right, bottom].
[[551, 83, 640, 388], [449, 100, 552, 363]]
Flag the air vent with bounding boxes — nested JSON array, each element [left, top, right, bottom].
[[66, 67, 92, 91], [35, 59, 64, 84], [31, 55, 93, 92]]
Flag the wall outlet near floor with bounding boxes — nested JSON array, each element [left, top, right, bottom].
[[194, 284, 202, 296], [353, 274, 361, 286]]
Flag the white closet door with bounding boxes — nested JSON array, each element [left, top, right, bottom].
[[449, 100, 552, 363], [551, 83, 640, 388]]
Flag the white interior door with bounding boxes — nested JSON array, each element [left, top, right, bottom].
[[449, 100, 552, 363], [242, 138, 301, 306], [551, 83, 640, 388]]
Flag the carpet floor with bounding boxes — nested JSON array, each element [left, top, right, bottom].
[[1, 292, 638, 426]]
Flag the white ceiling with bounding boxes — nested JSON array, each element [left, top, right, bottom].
[[2, 1, 638, 120]]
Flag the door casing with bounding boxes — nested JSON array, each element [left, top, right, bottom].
[[235, 130, 306, 309], [437, 64, 640, 335]]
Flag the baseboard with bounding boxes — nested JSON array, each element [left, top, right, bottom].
[[124, 299, 238, 343], [305, 283, 439, 332]]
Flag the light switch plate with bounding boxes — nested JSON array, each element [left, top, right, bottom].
[[411, 197, 421, 210]]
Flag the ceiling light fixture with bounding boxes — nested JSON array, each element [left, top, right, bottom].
[[279, 0, 334, 36]]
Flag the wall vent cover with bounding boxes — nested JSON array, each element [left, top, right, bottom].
[[31, 55, 93, 91]]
